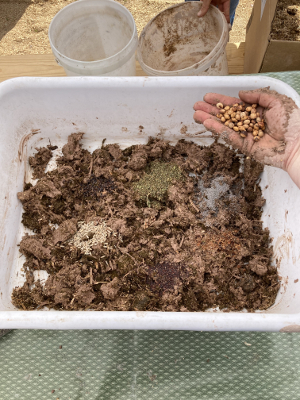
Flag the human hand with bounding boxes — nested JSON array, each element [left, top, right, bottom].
[[198, 0, 230, 23], [193, 89, 300, 189]]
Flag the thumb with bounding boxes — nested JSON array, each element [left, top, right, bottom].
[[198, 0, 212, 17]]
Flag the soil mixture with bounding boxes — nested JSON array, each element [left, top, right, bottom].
[[271, 0, 300, 41], [12, 134, 279, 312]]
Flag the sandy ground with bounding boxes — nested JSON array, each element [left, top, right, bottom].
[[0, 0, 254, 56]]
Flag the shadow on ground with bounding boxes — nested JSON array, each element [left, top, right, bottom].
[[0, 1, 32, 43]]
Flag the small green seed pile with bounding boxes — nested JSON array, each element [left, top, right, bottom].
[[216, 102, 266, 141], [133, 160, 184, 203]]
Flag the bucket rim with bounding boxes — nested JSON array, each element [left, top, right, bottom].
[[137, 1, 228, 75], [48, 0, 138, 67]]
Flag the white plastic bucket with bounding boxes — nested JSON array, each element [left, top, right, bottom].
[[49, 0, 138, 76], [137, 1, 229, 76]]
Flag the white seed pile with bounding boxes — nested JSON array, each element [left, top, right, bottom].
[[216, 102, 266, 141], [69, 221, 115, 255]]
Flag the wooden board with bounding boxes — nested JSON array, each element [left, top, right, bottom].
[[226, 42, 245, 75], [0, 43, 245, 82]]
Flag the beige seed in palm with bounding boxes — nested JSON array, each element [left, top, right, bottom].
[[233, 126, 239, 132], [225, 120, 230, 126], [221, 117, 226, 122], [258, 130, 264, 137], [232, 118, 237, 123], [224, 106, 230, 111], [237, 105, 243, 111], [249, 123, 254, 127], [256, 117, 261, 123], [253, 130, 258, 136], [250, 113, 256, 119], [256, 112, 260, 118], [217, 113, 222, 119], [229, 122, 234, 129], [246, 106, 252, 112], [232, 107, 237, 112], [231, 112, 236, 118], [254, 136, 260, 141], [244, 119, 250, 125], [228, 109, 233, 115], [254, 123, 259, 130], [237, 121, 242, 126], [240, 133, 247, 138], [252, 104, 258, 108], [220, 109, 226, 114], [247, 126, 253, 132], [216, 103, 224, 109], [224, 114, 230, 120], [236, 114, 241, 121]]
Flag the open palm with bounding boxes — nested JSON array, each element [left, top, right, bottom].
[[193, 89, 300, 189]]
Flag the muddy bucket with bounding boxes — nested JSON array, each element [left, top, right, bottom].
[[137, 1, 229, 76]]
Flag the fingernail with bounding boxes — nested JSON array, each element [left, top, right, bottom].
[[197, 11, 202, 17]]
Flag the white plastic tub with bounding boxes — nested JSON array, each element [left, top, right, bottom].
[[49, 0, 138, 76], [137, 1, 229, 76], [0, 76, 300, 331]]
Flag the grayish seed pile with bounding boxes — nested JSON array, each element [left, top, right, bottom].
[[197, 176, 230, 216], [69, 221, 115, 255], [195, 176, 241, 227]]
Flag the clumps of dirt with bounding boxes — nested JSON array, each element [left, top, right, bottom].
[[163, 33, 179, 57], [29, 145, 57, 179], [12, 134, 279, 312], [271, 0, 300, 41]]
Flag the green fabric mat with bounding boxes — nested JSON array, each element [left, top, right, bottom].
[[1, 71, 300, 400], [1, 330, 300, 400]]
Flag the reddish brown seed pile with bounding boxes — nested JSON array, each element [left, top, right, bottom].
[[147, 262, 181, 293], [216, 102, 266, 141]]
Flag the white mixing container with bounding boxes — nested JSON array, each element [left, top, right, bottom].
[[1, 76, 300, 331]]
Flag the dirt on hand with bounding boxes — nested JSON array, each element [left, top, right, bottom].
[[12, 134, 279, 312]]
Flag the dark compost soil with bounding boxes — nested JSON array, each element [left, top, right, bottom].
[[12, 134, 279, 311], [271, 0, 300, 41]]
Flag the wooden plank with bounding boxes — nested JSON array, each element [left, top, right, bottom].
[[226, 42, 245, 75], [0, 43, 244, 82], [0, 54, 65, 81]]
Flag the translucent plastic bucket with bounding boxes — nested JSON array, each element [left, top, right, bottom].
[[49, 0, 138, 76], [137, 1, 229, 76]]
